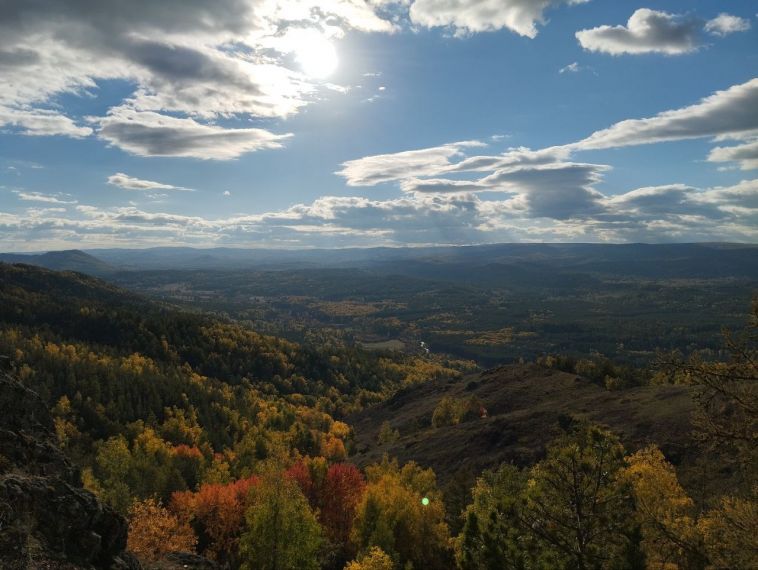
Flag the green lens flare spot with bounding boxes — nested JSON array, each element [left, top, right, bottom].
[[421, 497, 430, 506]]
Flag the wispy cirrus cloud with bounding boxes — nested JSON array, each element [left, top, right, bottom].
[[12, 191, 78, 205]]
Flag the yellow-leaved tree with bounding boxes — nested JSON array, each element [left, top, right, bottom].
[[623, 445, 706, 569], [655, 299, 758, 569], [127, 498, 196, 562], [352, 457, 452, 570], [344, 546, 394, 570]]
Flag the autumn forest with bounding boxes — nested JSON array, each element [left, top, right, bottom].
[[0, 249, 755, 570]]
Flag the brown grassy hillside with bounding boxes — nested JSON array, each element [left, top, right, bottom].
[[349, 364, 704, 491]]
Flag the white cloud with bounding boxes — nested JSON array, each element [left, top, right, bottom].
[[481, 162, 609, 219], [336, 140, 486, 186], [408, 0, 589, 38], [335, 79, 758, 231], [560, 62, 580, 73], [707, 140, 758, 171], [399, 177, 487, 193], [607, 184, 724, 220], [0, 0, 395, 155], [576, 9, 701, 55], [96, 108, 292, 160], [223, 190, 231, 197], [0, 106, 92, 138], [397, 161, 610, 220], [107, 172, 194, 192], [699, 179, 758, 210], [13, 191, 78, 204], [573, 78, 758, 150], [705, 13, 751, 36], [2, 177, 756, 250]]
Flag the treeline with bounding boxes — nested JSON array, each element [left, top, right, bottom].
[[534, 352, 650, 389]]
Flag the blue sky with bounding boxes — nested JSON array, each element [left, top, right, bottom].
[[0, 0, 756, 250]]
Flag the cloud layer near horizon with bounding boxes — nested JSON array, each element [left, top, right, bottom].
[[2, 177, 757, 250]]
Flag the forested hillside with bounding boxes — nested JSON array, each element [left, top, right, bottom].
[[0, 263, 468, 568], [0, 263, 755, 569]]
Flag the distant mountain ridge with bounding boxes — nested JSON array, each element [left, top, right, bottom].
[[0, 249, 114, 275], [1, 243, 756, 280], [88, 242, 758, 279]]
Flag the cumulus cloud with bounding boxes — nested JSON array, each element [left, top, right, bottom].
[[576, 9, 701, 55], [707, 140, 758, 171], [408, 0, 589, 38], [107, 172, 194, 192], [336, 139, 613, 220], [96, 108, 292, 159], [705, 13, 751, 36], [703, 179, 758, 210], [607, 184, 724, 220], [397, 161, 610, 220], [481, 162, 609, 219]]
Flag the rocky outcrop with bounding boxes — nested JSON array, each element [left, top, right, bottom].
[[0, 371, 140, 570]]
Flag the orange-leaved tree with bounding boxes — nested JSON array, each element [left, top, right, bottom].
[[171, 475, 259, 565]]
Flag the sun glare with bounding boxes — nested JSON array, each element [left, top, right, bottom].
[[296, 35, 338, 79]]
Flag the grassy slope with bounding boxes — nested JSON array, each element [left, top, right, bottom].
[[349, 364, 702, 489]]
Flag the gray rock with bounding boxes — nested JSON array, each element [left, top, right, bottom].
[[0, 372, 140, 569]]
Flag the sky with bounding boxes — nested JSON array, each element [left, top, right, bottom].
[[0, 0, 757, 251]]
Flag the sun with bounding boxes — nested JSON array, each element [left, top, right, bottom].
[[295, 34, 338, 79]]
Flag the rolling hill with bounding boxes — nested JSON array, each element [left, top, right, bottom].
[[0, 249, 114, 275], [348, 363, 710, 492]]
